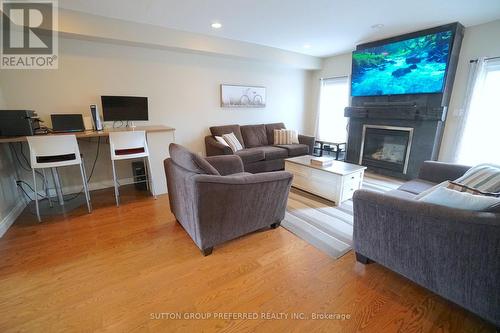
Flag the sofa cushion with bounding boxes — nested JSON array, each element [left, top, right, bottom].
[[169, 143, 220, 175], [241, 124, 268, 147], [231, 172, 253, 177], [275, 144, 308, 157], [235, 148, 265, 164], [384, 189, 418, 200], [414, 181, 450, 200], [398, 179, 436, 195], [258, 146, 288, 160], [265, 122, 286, 144], [210, 124, 245, 148]]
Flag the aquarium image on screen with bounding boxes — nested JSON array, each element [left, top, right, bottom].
[[351, 30, 453, 96]]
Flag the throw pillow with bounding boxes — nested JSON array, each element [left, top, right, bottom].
[[222, 132, 243, 152], [452, 164, 500, 194], [274, 129, 299, 145], [418, 186, 500, 211], [215, 136, 230, 147]]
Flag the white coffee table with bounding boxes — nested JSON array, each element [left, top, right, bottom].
[[284, 155, 366, 205]]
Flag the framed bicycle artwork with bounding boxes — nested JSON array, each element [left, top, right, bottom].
[[220, 84, 266, 108]]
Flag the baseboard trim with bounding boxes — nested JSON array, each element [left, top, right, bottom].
[[0, 200, 26, 238]]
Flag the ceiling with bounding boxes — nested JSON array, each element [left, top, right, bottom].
[[58, 0, 500, 57]]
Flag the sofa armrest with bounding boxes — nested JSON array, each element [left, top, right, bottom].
[[195, 170, 293, 185], [205, 155, 244, 175], [205, 136, 232, 156], [298, 134, 315, 154], [353, 189, 498, 225], [353, 189, 500, 326], [417, 161, 471, 183]]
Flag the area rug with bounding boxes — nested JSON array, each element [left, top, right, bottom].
[[282, 173, 401, 258]]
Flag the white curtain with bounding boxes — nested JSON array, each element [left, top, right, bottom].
[[455, 58, 500, 165], [314, 76, 349, 143]]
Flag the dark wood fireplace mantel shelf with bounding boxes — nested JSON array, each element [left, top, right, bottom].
[[344, 106, 445, 121]]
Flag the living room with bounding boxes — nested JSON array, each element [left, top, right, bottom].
[[0, 0, 499, 331]]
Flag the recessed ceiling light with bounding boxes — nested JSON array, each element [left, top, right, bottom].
[[211, 22, 222, 29], [303, 44, 311, 49], [371, 23, 384, 29]]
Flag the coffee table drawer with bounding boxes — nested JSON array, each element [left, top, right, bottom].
[[341, 172, 363, 201]]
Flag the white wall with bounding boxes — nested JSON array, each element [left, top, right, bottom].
[[0, 37, 312, 191], [310, 20, 500, 162], [439, 19, 500, 161]]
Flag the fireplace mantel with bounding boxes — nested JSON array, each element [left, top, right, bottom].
[[344, 105, 446, 121]]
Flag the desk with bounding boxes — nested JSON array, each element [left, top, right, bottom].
[[2, 126, 175, 204], [0, 125, 175, 143]]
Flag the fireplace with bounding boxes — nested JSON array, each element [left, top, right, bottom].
[[359, 125, 413, 174]]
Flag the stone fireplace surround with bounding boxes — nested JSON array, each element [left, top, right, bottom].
[[345, 109, 444, 179]]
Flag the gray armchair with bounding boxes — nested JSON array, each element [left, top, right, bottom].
[[353, 161, 500, 327], [164, 143, 293, 256]]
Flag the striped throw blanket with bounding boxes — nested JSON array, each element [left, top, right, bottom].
[[453, 164, 500, 194]]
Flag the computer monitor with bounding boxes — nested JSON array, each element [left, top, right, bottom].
[[101, 96, 149, 121], [51, 114, 85, 133]]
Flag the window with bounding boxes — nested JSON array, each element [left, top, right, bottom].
[[456, 58, 500, 165], [315, 76, 350, 143]]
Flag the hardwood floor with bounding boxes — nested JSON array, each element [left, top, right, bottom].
[[0, 186, 494, 332]]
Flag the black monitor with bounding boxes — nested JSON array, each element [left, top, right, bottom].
[[101, 96, 148, 121]]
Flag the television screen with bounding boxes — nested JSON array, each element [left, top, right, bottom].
[[101, 96, 148, 121], [351, 30, 453, 97]]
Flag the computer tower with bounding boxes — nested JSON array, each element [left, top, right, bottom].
[[132, 161, 147, 190], [0, 110, 40, 136]]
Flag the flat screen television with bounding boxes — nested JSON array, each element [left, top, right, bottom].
[[101, 96, 148, 121], [351, 29, 454, 97]]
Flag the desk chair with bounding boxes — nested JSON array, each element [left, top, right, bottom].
[[109, 131, 156, 206], [27, 135, 92, 222]]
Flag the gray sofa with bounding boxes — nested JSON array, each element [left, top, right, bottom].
[[164, 143, 293, 256], [353, 161, 500, 327], [205, 123, 315, 173]]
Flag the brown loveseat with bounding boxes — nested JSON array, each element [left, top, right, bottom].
[[205, 123, 315, 173]]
